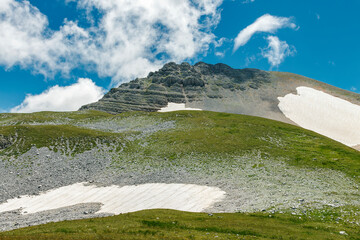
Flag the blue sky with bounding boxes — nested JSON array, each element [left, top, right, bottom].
[[0, 0, 359, 113]]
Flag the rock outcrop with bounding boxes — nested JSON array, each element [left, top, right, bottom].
[[0, 135, 11, 150], [80, 62, 271, 113]]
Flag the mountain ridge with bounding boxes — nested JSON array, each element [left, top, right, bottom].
[[81, 62, 360, 120]]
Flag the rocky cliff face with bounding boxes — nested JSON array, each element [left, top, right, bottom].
[[81, 62, 360, 124], [0, 135, 11, 150], [81, 62, 272, 113]]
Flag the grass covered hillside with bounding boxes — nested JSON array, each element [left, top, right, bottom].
[[1, 209, 359, 240], [0, 110, 359, 238], [1, 110, 359, 178]]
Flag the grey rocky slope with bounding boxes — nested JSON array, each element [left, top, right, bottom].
[[81, 62, 360, 124]]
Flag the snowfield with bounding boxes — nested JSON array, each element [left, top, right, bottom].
[[0, 183, 225, 215], [278, 86, 360, 147], [158, 103, 202, 112]]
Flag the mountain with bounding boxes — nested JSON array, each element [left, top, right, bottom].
[[81, 62, 360, 149], [0, 63, 359, 238]]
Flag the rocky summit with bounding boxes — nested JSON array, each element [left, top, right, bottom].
[[81, 62, 272, 114], [80, 62, 360, 125]]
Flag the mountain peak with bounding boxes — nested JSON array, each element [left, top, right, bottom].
[[80, 62, 274, 114]]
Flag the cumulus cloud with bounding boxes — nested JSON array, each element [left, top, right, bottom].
[[0, 0, 88, 77], [0, 0, 222, 85], [261, 36, 295, 68], [11, 78, 105, 113], [233, 14, 296, 52]]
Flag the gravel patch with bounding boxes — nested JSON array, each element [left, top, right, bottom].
[[75, 117, 176, 133], [0, 146, 359, 231], [0, 203, 110, 232]]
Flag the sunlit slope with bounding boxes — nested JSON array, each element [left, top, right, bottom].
[[0, 110, 359, 178], [1, 209, 359, 240], [278, 86, 360, 147], [273, 72, 360, 149], [272, 71, 360, 105], [0, 110, 359, 234]]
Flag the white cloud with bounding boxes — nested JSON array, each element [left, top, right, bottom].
[[215, 51, 225, 57], [261, 36, 295, 68], [11, 78, 105, 113], [0, 0, 222, 85], [233, 14, 296, 52], [0, 0, 92, 77]]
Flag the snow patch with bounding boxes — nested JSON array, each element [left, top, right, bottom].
[[0, 183, 225, 215], [278, 87, 360, 147], [158, 103, 202, 112]]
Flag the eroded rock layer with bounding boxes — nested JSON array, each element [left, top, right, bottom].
[[81, 62, 360, 125], [80, 62, 272, 114]]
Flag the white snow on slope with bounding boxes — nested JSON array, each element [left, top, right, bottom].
[[278, 86, 360, 147], [158, 103, 202, 112], [0, 183, 225, 215]]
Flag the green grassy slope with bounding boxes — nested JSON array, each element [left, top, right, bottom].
[[0, 110, 359, 239], [1, 209, 359, 240], [1, 110, 359, 178], [148, 111, 360, 178]]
